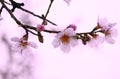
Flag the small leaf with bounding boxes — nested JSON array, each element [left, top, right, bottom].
[[38, 32, 44, 43]]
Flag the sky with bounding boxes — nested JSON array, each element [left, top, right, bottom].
[[0, 0, 120, 79]]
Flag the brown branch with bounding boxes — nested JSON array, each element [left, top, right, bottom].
[[1, 1, 23, 26], [3, 0, 57, 26], [20, 7, 57, 26]]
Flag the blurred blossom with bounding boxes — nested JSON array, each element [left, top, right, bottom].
[[52, 28, 78, 53], [67, 24, 77, 31], [64, 0, 71, 5], [88, 35, 104, 47], [11, 37, 37, 53], [36, 24, 45, 32], [104, 28, 118, 44], [98, 18, 118, 44], [20, 14, 32, 25]]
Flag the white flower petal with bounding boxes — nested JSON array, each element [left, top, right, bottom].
[[96, 36, 104, 44], [52, 39, 61, 48], [28, 42, 37, 48], [109, 28, 118, 37], [11, 44, 22, 52], [88, 36, 104, 48], [70, 38, 78, 47], [65, 28, 76, 36], [55, 31, 64, 38], [99, 18, 108, 26], [105, 36, 115, 44], [11, 37, 20, 42], [60, 44, 71, 53], [88, 39, 98, 47], [108, 23, 117, 28]]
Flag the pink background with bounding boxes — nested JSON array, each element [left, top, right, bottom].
[[0, 0, 120, 79]]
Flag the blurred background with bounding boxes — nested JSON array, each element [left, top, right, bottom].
[[0, 0, 120, 79]]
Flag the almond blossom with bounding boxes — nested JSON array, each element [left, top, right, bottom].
[[11, 37, 37, 53], [98, 18, 118, 44], [52, 28, 78, 53]]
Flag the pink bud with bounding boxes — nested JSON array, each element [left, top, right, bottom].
[[67, 24, 77, 31], [37, 24, 45, 32]]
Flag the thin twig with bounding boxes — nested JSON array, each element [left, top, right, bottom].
[[20, 7, 57, 26], [42, 0, 54, 24], [3, 0, 57, 26]]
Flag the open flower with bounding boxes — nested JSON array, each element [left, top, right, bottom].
[[98, 18, 118, 44], [52, 28, 78, 53], [11, 37, 37, 53]]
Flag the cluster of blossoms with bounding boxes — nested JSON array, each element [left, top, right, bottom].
[[87, 18, 117, 47], [11, 18, 118, 53], [52, 18, 117, 52], [7, 0, 117, 53]]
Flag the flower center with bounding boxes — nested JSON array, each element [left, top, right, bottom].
[[20, 40, 28, 47], [60, 34, 69, 44], [104, 30, 111, 36]]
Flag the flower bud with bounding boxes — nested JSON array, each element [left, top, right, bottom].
[[37, 24, 45, 32], [67, 24, 77, 31]]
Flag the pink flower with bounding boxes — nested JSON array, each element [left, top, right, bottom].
[[36, 24, 45, 32], [64, 0, 71, 6], [11, 37, 37, 53], [98, 18, 118, 44], [52, 28, 78, 53]]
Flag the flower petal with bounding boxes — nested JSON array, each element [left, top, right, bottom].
[[65, 28, 76, 36], [60, 44, 71, 53], [11, 37, 20, 42], [109, 28, 118, 37], [55, 31, 64, 38], [105, 36, 115, 44], [108, 23, 117, 28], [11, 44, 22, 52], [96, 36, 104, 44], [99, 18, 108, 26], [28, 42, 37, 48], [88, 36, 104, 47], [70, 38, 78, 47], [52, 38, 61, 48]]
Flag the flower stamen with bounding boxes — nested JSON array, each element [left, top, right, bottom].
[[60, 34, 69, 44]]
